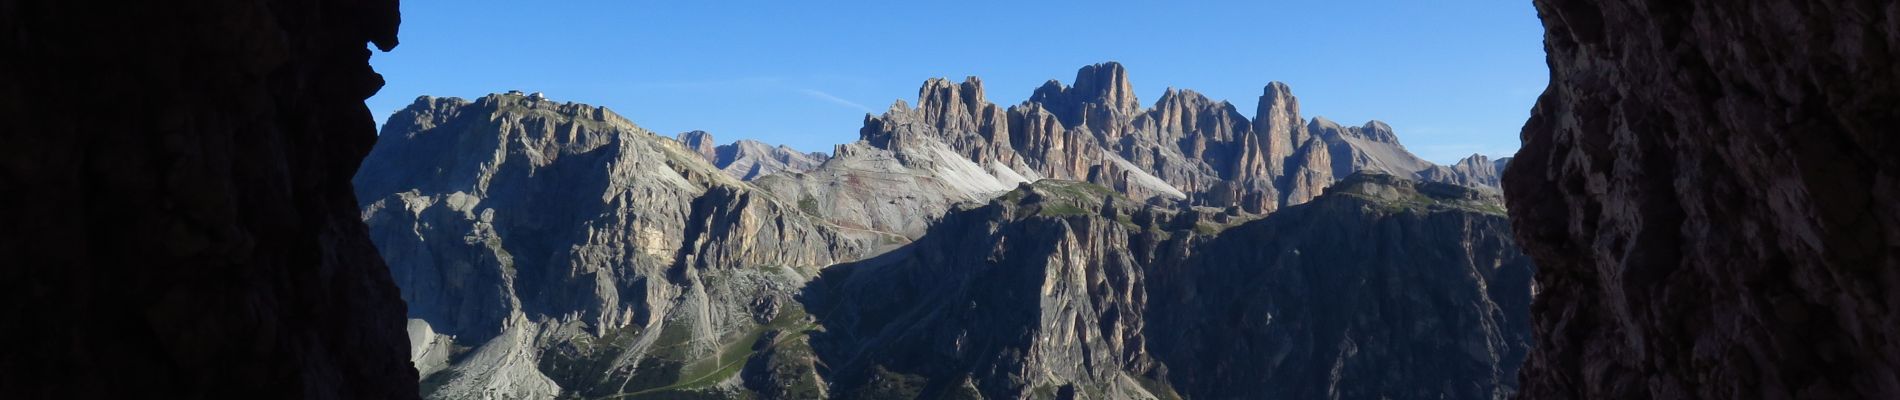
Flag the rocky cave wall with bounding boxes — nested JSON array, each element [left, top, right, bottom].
[[0, 0, 417, 398], [1508, 0, 1900, 398]]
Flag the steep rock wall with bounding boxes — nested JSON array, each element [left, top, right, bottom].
[[1507, 0, 1900, 398]]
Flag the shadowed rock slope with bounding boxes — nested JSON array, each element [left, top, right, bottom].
[[804, 175, 1534, 399], [1508, 0, 1900, 398], [0, 0, 417, 398], [356, 93, 892, 399], [360, 91, 1537, 399]]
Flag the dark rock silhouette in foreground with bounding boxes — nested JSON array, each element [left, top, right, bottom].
[[0, 0, 417, 398], [1508, 0, 1900, 398]]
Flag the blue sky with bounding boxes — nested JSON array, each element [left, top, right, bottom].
[[367, 0, 1547, 163]]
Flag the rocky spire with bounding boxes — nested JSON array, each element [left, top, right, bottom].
[[676, 130, 717, 161], [1354, 120, 1401, 143], [915, 76, 994, 133], [1023, 62, 1141, 138], [1254, 82, 1306, 167], [1070, 61, 1140, 115]]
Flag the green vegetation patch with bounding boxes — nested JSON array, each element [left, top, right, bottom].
[[797, 196, 820, 215], [615, 305, 819, 398]]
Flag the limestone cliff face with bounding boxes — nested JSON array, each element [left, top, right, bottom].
[[844, 62, 1497, 220], [1507, 0, 1900, 398], [678, 130, 720, 160], [805, 176, 1534, 399], [361, 88, 1541, 400], [356, 93, 886, 399], [1448, 154, 1507, 188], [754, 82, 1041, 237], [0, 0, 416, 398]]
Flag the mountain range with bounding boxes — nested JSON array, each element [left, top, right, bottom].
[[354, 62, 1532, 399]]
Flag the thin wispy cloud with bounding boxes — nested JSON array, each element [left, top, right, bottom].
[[800, 89, 873, 113], [627, 77, 784, 90]]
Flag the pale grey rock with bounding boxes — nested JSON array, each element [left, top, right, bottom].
[[674, 130, 831, 180], [357, 92, 883, 399], [677, 130, 718, 160], [358, 66, 1532, 400], [1448, 153, 1506, 188], [712, 140, 830, 180]]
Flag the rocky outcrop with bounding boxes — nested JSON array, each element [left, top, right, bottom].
[[0, 0, 417, 399], [678, 130, 719, 160], [754, 86, 1041, 237], [1448, 154, 1507, 188], [673, 131, 831, 180], [1309, 117, 1466, 185], [804, 175, 1534, 399], [357, 93, 888, 399], [1507, 0, 1900, 398]]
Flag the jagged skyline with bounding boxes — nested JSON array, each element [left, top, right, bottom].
[[364, 0, 1544, 164]]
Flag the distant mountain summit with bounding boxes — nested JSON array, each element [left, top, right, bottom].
[[356, 63, 1529, 399], [767, 61, 1506, 237], [674, 130, 830, 180]]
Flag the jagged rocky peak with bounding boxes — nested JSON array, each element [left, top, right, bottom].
[[1070, 61, 1141, 113], [357, 91, 886, 399], [1447, 153, 1505, 188], [915, 76, 994, 130], [1355, 120, 1401, 143], [676, 129, 718, 160], [1244, 80, 1314, 175], [1309, 116, 1401, 144], [1148, 88, 1248, 136], [1028, 61, 1142, 127], [845, 61, 1506, 220], [670, 129, 831, 181], [862, 76, 1009, 153], [712, 139, 831, 180], [1252, 81, 1309, 150]]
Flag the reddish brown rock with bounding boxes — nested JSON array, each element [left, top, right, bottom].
[[1507, 0, 1900, 398]]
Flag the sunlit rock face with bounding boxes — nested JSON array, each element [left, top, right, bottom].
[[786, 61, 1505, 236], [0, 0, 416, 398], [359, 63, 1534, 399], [1507, 0, 1900, 398], [356, 93, 889, 399]]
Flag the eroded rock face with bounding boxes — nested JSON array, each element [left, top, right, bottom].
[[806, 175, 1534, 399], [833, 62, 1502, 223], [363, 63, 1537, 399], [0, 0, 416, 398], [357, 93, 887, 399], [1507, 0, 1900, 398]]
